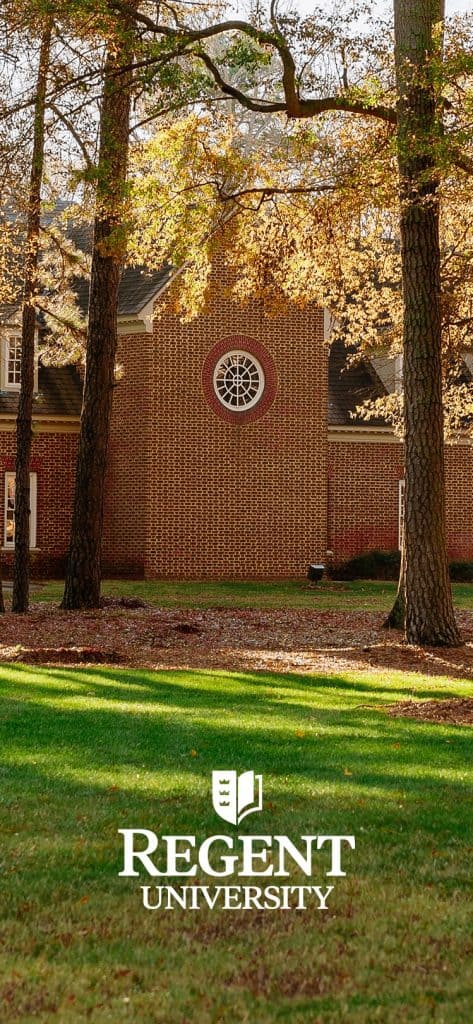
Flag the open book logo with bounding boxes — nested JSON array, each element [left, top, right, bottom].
[[212, 771, 263, 826]]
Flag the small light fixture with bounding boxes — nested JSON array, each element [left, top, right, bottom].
[[307, 564, 325, 584]]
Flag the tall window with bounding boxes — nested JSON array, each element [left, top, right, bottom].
[[6, 335, 22, 389], [3, 473, 37, 549], [398, 479, 405, 550], [1, 334, 39, 392]]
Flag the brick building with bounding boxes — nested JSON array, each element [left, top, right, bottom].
[[1, 257, 472, 579]]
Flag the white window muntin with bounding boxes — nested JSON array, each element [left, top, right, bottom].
[[1, 332, 39, 392], [6, 335, 21, 389], [213, 349, 265, 411], [4, 472, 37, 549], [398, 479, 405, 550]]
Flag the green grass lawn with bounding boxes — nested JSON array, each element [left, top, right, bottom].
[[30, 577, 473, 612], [0, 662, 472, 1022]]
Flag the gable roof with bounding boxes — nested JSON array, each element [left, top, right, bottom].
[[0, 364, 82, 419], [67, 223, 171, 317], [1, 205, 393, 427]]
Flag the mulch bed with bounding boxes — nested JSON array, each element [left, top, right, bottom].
[[0, 604, 472, 724], [387, 697, 473, 726], [15, 646, 122, 665]]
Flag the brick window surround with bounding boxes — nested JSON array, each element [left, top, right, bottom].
[[202, 336, 278, 424]]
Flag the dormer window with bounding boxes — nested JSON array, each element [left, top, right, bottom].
[[1, 330, 39, 392], [6, 335, 22, 389]]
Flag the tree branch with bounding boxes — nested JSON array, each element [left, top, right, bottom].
[[49, 103, 94, 170], [108, 1, 397, 123], [198, 50, 396, 122], [35, 300, 87, 339], [197, 51, 286, 113], [269, 0, 300, 116], [451, 147, 473, 176], [217, 182, 338, 201]]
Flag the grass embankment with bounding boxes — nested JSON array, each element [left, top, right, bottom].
[[32, 577, 473, 612], [0, 663, 472, 1022]]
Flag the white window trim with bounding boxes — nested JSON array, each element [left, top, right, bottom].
[[213, 349, 265, 412], [4, 334, 21, 391], [3, 472, 37, 549], [398, 479, 405, 550], [1, 332, 39, 393]]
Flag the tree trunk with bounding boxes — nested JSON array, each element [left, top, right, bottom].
[[392, 0, 461, 646], [12, 23, 51, 614], [62, 33, 133, 610], [384, 538, 406, 630]]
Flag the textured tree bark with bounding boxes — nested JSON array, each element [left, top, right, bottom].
[[384, 537, 406, 630], [62, 31, 133, 610], [12, 24, 51, 614], [392, 0, 461, 645]]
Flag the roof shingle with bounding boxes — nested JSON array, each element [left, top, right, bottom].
[[0, 364, 82, 418]]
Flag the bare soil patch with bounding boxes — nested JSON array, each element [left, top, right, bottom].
[[1, 604, 473, 723]]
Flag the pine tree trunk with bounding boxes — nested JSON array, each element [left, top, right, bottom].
[[12, 24, 51, 614], [62, 35, 133, 610], [384, 538, 406, 629], [392, 0, 461, 646]]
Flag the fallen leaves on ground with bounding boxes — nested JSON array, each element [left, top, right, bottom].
[[0, 604, 472, 725], [387, 697, 473, 726]]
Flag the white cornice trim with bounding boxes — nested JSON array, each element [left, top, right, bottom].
[[0, 415, 80, 434], [328, 425, 400, 444], [328, 425, 473, 447], [117, 266, 186, 335], [117, 317, 153, 336], [134, 265, 187, 331]]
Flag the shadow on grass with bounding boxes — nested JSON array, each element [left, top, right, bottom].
[[0, 661, 472, 1024], [0, 664, 471, 828], [4, 659, 467, 703]]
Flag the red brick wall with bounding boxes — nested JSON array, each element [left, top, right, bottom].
[[445, 446, 473, 560], [2, 366, 471, 583], [328, 438, 404, 564], [328, 437, 473, 566], [0, 429, 78, 578], [102, 331, 152, 577], [138, 258, 328, 579]]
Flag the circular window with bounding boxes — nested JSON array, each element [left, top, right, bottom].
[[202, 336, 277, 424], [213, 350, 265, 411]]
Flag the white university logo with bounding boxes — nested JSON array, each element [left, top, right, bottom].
[[118, 769, 356, 911], [212, 770, 263, 826]]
